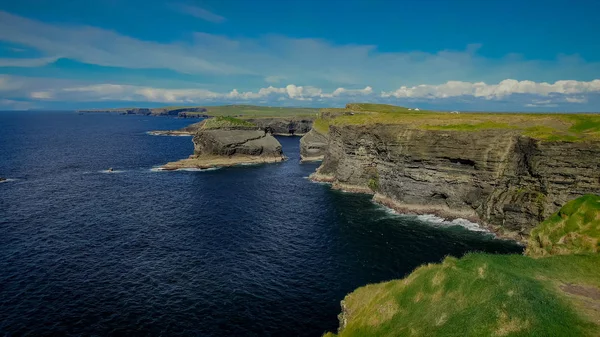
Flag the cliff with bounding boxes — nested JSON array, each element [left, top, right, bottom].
[[299, 128, 329, 161], [325, 195, 600, 337], [245, 117, 313, 136], [309, 104, 600, 241], [150, 116, 314, 137], [161, 117, 285, 170]]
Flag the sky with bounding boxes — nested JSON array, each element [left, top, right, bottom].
[[0, 0, 599, 111]]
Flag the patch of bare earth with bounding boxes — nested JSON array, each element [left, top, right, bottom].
[[560, 283, 600, 325]]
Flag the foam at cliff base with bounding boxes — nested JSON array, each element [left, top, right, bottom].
[[374, 202, 489, 233], [150, 167, 220, 172], [146, 131, 192, 137], [416, 214, 489, 233]]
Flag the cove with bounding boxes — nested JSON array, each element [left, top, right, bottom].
[[0, 112, 522, 336]]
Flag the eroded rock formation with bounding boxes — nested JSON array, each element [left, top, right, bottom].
[[311, 124, 600, 241]]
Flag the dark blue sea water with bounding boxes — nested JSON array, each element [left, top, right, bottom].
[[0, 112, 523, 336]]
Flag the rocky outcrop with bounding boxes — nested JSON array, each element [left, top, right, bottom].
[[161, 126, 285, 170], [299, 129, 329, 161], [150, 117, 315, 138], [311, 124, 600, 241], [245, 118, 313, 136]]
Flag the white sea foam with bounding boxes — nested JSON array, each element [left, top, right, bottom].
[[179, 167, 220, 172], [0, 178, 16, 183], [373, 201, 489, 233], [99, 170, 125, 174], [150, 167, 220, 172], [416, 214, 488, 233], [146, 131, 192, 137]]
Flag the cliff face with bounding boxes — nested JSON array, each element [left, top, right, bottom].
[[245, 118, 313, 136], [161, 122, 285, 170], [193, 127, 283, 158], [299, 129, 329, 161], [312, 124, 600, 240]]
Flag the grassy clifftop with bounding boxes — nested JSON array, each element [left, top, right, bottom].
[[325, 195, 600, 337], [314, 103, 600, 141], [200, 116, 256, 129], [526, 194, 600, 257]]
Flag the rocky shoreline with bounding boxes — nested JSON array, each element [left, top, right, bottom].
[[161, 155, 286, 170], [299, 106, 600, 243]]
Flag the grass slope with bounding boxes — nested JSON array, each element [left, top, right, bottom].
[[169, 105, 319, 117], [200, 116, 255, 129], [526, 194, 600, 257], [315, 103, 600, 141], [326, 195, 600, 337]]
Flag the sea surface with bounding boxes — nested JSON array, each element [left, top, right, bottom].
[[0, 111, 523, 336]]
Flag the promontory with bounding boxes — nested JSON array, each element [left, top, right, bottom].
[[160, 117, 286, 170]]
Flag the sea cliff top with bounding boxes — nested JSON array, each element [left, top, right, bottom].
[[314, 103, 600, 142]]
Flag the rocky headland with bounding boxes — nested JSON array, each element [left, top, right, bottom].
[[150, 116, 315, 137], [161, 117, 286, 170], [302, 104, 600, 242]]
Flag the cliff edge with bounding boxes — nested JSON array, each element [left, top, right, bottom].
[[310, 104, 600, 241], [325, 195, 600, 337]]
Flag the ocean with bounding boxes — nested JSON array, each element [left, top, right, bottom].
[[0, 111, 522, 336]]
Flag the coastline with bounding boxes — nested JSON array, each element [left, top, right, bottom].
[[161, 155, 287, 170], [147, 130, 193, 136], [309, 172, 525, 243]]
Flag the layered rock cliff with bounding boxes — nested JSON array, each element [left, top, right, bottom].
[[161, 118, 285, 170], [311, 124, 600, 241], [150, 117, 314, 137], [246, 118, 313, 136], [299, 129, 329, 161]]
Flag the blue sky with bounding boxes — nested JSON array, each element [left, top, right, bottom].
[[0, 0, 599, 111]]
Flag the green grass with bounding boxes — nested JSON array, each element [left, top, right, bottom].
[[314, 103, 600, 142], [200, 116, 256, 129], [80, 105, 320, 118], [526, 195, 600, 257], [177, 105, 319, 118], [328, 253, 600, 337], [326, 195, 600, 337]]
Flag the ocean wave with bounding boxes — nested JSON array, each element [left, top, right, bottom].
[[373, 201, 489, 233], [415, 214, 488, 233]]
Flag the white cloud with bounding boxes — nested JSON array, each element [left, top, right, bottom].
[[381, 79, 600, 99], [265, 76, 285, 83], [565, 96, 588, 103], [0, 56, 59, 67], [0, 11, 243, 75], [1, 74, 599, 111], [173, 4, 225, 23], [1, 10, 600, 90]]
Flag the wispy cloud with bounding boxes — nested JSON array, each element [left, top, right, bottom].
[[173, 3, 226, 23], [1, 10, 600, 91], [2, 75, 599, 111], [0, 56, 59, 67]]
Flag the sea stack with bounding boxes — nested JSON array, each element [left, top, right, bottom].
[[161, 117, 286, 170]]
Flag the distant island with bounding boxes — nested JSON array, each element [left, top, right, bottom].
[[78, 104, 319, 119]]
